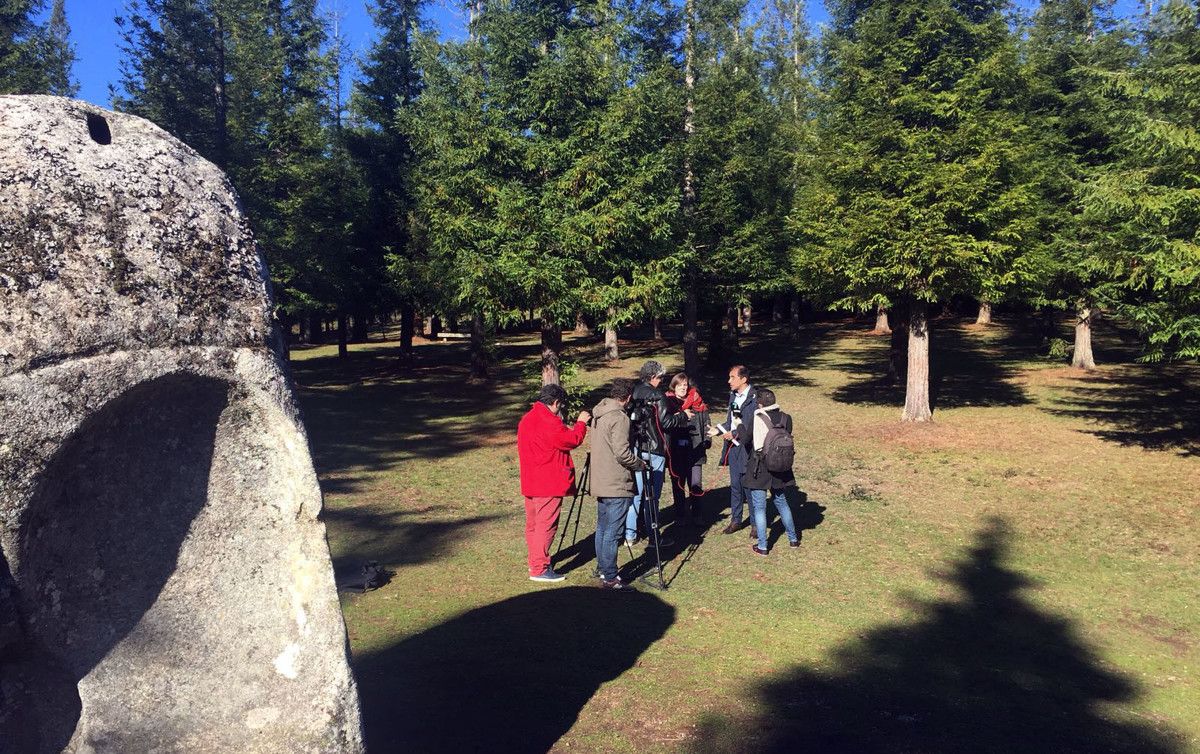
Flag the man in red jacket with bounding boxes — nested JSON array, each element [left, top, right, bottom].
[[517, 384, 591, 582]]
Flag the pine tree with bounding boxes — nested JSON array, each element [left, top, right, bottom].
[[1084, 0, 1200, 361], [820, 0, 1037, 421]]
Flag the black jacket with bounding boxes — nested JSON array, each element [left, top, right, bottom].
[[630, 381, 687, 457], [741, 407, 797, 491], [667, 405, 711, 468]]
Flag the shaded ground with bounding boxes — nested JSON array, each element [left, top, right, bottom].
[[690, 519, 1184, 754], [355, 587, 675, 752]]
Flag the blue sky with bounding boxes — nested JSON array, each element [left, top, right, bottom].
[[51, 0, 1142, 109]]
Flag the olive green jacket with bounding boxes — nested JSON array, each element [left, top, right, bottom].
[[589, 398, 647, 498]]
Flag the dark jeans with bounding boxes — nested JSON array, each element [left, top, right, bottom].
[[595, 497, 632, 580], [669, 454, 703, 518], [728, 446, 748, 524]]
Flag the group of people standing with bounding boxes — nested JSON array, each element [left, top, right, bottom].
[[516, 360, 803, 589]]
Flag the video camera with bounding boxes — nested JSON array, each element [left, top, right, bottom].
[[626, 397, 656, 448]]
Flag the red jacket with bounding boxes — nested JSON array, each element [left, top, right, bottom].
[[517, 401, 588, 497]]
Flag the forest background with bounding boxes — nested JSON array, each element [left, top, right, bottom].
[[2, 0, 1197, 422]]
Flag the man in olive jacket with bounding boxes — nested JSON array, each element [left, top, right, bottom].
[[590, 379, 647, 589]]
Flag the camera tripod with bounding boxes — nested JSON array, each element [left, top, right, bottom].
[[554, 452, 591, 559], [628, 438, 669, 591]]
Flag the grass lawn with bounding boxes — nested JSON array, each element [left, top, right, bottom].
[[290, 315, 1198, 753]]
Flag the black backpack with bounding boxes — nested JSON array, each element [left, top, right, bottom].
[[762, 413, 795, 474]]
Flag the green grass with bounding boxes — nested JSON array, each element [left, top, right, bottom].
[[290, 317, 1199, 753]]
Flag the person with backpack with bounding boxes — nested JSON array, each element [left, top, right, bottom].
[[741, 387, 800, 555]]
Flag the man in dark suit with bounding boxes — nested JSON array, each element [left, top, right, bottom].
[[714, 365, 756, 534]]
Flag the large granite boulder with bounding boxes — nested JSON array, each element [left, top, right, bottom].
[[0, 96, 363, 753]]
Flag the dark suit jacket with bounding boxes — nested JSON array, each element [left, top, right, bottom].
[[720, 385, 756, 467]]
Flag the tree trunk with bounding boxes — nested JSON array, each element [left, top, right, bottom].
[[337, 313, 349, 360], [653, 316, 663, 340], [429, 315, 441, 340], [725, 304, 740, 350], [213, 12, 228, 169], [400, 300, 415, 356], [976, 300, 993, 325], [307, 313, 323, 344], [1072, 304, 1096, 370], [574, 310, 591, 336], [470, 310, 489, 379], [772, 295, 785, 323], [604, 314, 619, 362], [541, 316, 562, 385], [740, 303, 752, 334], [351, 309, 369, 343], [683, 288, 700, 376], [789, 294, 801, 334], [887, 314, 908, 384], [874, 304, 891, 334], [902, 302, 932, 422], [706, 308, 725, 367]]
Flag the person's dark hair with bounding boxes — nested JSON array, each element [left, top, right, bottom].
[[756, 388, 776, 406], [608, 378, 635, 401], [638, 360, 665, 382], [669, 373, 690, 392], [537, 384, 569, 407], [730, 364, 749, 381]]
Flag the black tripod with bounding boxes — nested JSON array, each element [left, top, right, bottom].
[[554, 453, 591, 559], [627, 438, 668, 591]]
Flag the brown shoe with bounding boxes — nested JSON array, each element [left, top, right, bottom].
[[721, 521, 742, 535]]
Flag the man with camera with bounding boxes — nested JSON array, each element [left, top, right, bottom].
[[589, 379, 648, 590], [625, 360, 692, 548], [517, 384, 590, 583]]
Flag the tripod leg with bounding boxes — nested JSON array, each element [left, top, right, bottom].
[[640, 465, 668, 590], [554, 490, 581, 558]]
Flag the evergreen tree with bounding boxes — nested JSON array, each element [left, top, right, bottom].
[[351, 0, 424, 355], [117, 0, 348, 348], [686, 0, 790, 366], [1084, 0, 1200, 361], [1, 0, 75, 95], [1022, 0, 1136, 368], [819, 0, 1037, 421], [411, 0, 682, 383]]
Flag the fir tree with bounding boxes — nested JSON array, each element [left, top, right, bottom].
[[1084, 0, 1200, 361], [1022, 0, 1136, 368], [819, 0, 1037, 421], [1, 0, 75, 95]]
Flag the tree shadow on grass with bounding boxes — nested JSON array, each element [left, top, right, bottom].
[[322, 504, 505, 574], [688, 517, 1184, 754], [292, 340, 536, 495], [1043, 364, 1200, 457], [831, 320, 1035, 411], [353, 587, 675, 753]]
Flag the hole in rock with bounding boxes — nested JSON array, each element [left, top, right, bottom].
[[86, 112, 111, 145]]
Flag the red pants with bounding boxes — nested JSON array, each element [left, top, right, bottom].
[[523, 496, 562, 576]]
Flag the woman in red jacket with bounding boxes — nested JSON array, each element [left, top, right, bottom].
[[516, 384, 590, 582]]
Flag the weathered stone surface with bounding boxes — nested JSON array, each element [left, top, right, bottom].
[[0, 96, 363, 753]]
